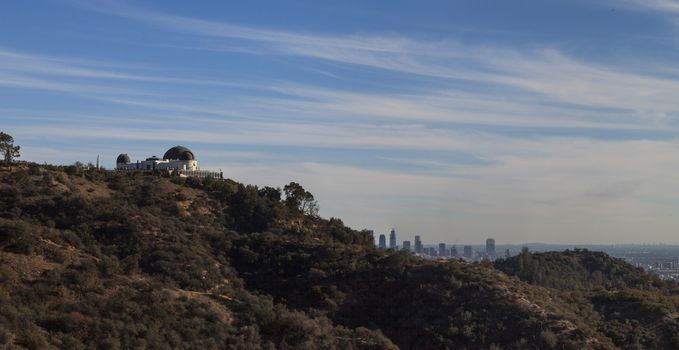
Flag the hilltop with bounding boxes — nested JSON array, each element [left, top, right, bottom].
[[1, 163, 679, 349]]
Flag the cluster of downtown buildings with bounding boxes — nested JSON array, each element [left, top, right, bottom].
[[368, 229, 498, 261]]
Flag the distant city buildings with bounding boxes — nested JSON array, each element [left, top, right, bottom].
[[385, 237, 679, 281], [486, 238, 496, 259], [414, 235, 423, 254], [463, 245, 473, 259], [372, 228, 501, 262], [378, 234, 387, 249]]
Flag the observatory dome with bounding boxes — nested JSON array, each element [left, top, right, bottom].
[[163, 146, 195, 161], [116, 154, 131, 164]]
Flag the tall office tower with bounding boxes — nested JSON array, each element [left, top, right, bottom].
[[438, 243, 447, 258], [486, 238, 496, 258], [366, 230, 375, 246], [402, 240, 411, 252], [389, 229, 396, 249], [378, 234, 387, 249], [450, 245, 458, 257], [414, 235, 423, 254], [463, 245, 473, 259]]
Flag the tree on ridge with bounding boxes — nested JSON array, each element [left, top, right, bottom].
[[0, 131, 20, 165]]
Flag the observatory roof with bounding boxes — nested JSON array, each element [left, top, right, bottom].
[[163, 146, 195, 161], [116, 154, 130, 164]]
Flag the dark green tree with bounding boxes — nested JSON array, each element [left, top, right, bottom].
[[258, 186, 282, 202], [0, 132, 20, 164], [283, 182, 319, 216]]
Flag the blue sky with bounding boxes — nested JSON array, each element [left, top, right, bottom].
[[3, 0, 679, 244]]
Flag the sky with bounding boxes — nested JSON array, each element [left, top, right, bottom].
[[2, 0, 679, 245]]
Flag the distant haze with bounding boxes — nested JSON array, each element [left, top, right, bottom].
[[3, 1, 679, 244]]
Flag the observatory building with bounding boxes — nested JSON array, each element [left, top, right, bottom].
[[116, 146, 221, 178]]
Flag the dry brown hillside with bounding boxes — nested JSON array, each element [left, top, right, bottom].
[[0, 163, 678, 349]]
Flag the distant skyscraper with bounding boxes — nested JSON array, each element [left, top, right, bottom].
[[402, 240, 411, 252], [438, 243, 447, 258], [486, 238, 496, 258], [389, 229, 396, 249], [378, 234, 387, 249], [414, 235, 423, 254], [463, 245, 473, 259], [450, 245, 458, 257], [366, 230, 374, 245]]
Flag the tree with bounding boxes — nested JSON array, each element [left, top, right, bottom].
[[258, 186, 282, 202], [0, 132, 20, 164], [283, 182, 319, 216]]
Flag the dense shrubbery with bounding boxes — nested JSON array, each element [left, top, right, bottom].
[[494, 248, 663, 291], [0, 219, 38, 254], [1, 164, 679, 349], [496, 248, 679, 349], [0, 165, 394, 349], [226, 232, 608, 349]]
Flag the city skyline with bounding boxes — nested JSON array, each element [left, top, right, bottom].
[[3, 1, 679, 243], [374, 228, 499, 261]]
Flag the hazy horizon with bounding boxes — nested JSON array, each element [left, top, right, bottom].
[[3, 1, 679, 244]]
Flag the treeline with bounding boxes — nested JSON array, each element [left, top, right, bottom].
[[494, 248, 664, 291]]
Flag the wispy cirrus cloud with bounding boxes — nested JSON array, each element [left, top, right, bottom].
[[0, 46, 262, 96], [615, 0, 679, 14], [3, 45, 677, 133], [67, 1, 679, 127], [0, 46, 665, 133]]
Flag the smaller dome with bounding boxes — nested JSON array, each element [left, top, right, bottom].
[[116, 154, 130, 164], [163, 146, 195, 161]]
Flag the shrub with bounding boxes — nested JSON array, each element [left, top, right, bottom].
[[0, 219, 37, 254]]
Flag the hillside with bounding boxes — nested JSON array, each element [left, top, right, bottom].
[[1, 163, 679, 349], [496, 249, 679, 348]]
